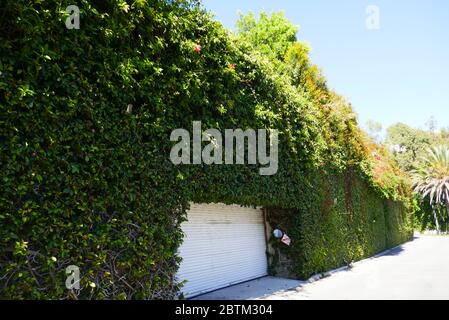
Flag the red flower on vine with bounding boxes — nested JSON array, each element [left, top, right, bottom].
[[193, 44, 202, 54], [228, 63, 236, 70]]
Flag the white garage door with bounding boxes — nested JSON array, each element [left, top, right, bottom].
[[177, 203, 268, 298]]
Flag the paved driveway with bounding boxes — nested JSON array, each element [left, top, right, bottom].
[[195, 236, 449, 300]]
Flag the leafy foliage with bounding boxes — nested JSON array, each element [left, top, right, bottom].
[[411, 146, 449, 232], [236, 11, 298, 61], [385, 123, 434, 172], [267, 169, 412, 278], [0, 0, 200, 299], [0, 2, 413, 299], [386, 123, 449, 230], [412, 146, 449, 205]]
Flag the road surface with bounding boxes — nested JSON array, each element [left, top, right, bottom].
[[264, 235, 449, 300], [196, 236, 449, 300]]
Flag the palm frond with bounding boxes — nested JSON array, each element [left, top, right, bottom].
[[412, 146, 449, 205]]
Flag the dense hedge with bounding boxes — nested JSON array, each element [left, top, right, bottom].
[[266, 170, 412, 278], [0, 0, 413, 299]]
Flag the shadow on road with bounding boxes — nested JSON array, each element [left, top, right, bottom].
[[380, 245, 404, 256], [192, 276, 304, 300]]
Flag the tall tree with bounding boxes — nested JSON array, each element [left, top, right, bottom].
[[385, 123, 433, 172], [412, 146, 449, 233], [425, 116, 438, 133], [235, 11, 366, 166], [366, 120, 383, 143], [236, 11, 298, 61]]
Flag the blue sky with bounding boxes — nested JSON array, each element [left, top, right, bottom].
[[202, 0, 449, 133]]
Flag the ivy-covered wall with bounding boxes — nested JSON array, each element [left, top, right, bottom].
[[0, 0, 412, 299], [266, 170, 412, 279]]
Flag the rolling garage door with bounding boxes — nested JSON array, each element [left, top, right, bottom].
[[177, 203, 268, 298]]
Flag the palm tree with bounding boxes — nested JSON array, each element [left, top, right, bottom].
[[411, 146, 449, 233]]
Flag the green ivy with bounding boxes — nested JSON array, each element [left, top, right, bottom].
[[0, 0, 413, 299]]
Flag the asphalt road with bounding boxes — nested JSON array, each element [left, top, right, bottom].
[[196, 235, 449, 300], [262, 235, 449, 300]]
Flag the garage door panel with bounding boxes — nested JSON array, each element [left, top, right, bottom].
[[177, 203, 268, 297]]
